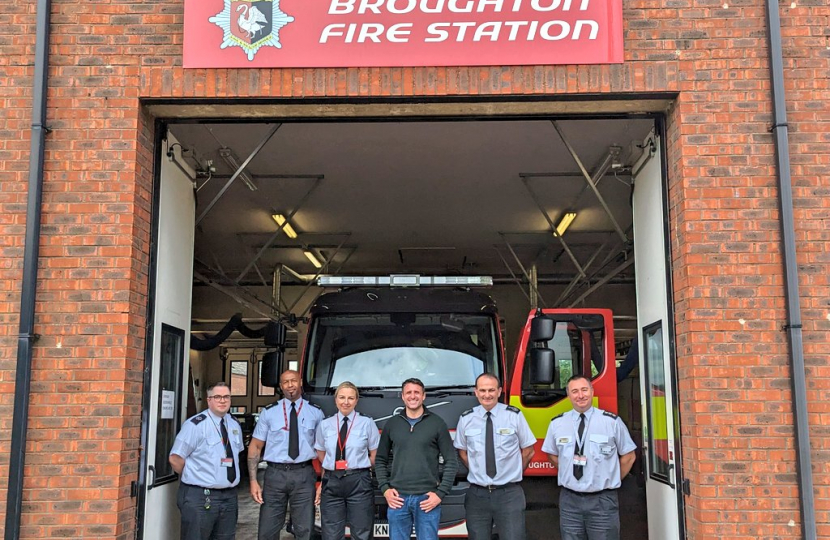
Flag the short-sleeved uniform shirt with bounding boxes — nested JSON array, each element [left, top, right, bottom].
[[170, 409, 244, 489], [541, 407, 636, 492], [253, 397, 324, 463], [454, 402, 536, 486], [314, 411, 380, 471]]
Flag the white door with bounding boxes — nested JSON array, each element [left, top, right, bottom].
[[632, 131, 685, 539], [139, 132, 196, 539]]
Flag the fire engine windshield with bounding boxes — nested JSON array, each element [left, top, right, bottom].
[[304, 313, 500, 391]]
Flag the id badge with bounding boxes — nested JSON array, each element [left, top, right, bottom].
[[221, 458, 233, 468], [573, 455, 587, 467], [335, 460, 348, 470]]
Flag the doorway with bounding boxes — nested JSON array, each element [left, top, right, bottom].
[[137, 109, 684, 540]]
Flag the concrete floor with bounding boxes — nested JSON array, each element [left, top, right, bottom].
[[236, 473, 648, 539]]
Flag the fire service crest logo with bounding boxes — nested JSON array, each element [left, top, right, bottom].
[[209, 0, 294, 61]]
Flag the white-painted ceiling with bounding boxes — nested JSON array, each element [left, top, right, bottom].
[[169, 117, 653, 288]]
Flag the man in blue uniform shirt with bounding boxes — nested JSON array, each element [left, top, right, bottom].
[[454, 373, 536, 540], [248, 369, 324, 540], [170, 381, 244, 540], [542, 375, 637, 540]]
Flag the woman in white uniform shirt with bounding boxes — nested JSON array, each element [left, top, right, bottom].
[[315, 381, 381, 540]]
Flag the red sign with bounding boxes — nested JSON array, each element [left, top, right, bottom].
[[184, 0, 623, 68]]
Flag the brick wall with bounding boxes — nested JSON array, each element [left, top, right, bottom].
[[0, 0, 157, 533], [0, 0, 35, 533], [0, 0, 827, 538]]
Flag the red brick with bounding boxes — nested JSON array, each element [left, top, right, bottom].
[[0, 0, 828, 537]]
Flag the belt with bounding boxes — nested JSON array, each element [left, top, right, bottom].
[[267, 460, 313, 470], [563, 487, 618, 497], [325, 467, 370, 478], [471, 482, 521, 493], [181, 482, 236, 493]]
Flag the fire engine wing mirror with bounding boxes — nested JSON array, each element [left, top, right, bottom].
[[529, 348, 555, 385], [264, 322, 287, 347], [260, 350, 283, 388], [530, 316, 554, 342]]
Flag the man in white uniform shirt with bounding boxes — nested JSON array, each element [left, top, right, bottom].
[[542, 375, 636, 540], [170, 382, 244, 540], [248, 370, 324, 540], [454, 373, 536, 540]]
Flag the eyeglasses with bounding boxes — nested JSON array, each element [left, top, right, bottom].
[[208, 395, 231, 402]]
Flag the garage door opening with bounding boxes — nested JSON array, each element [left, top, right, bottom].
[[137, 114, 682, 540]]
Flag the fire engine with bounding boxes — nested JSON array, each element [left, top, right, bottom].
[[285, 275, 618, 537]]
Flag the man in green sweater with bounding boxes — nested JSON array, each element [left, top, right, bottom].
[[375, 378, 459, 540]]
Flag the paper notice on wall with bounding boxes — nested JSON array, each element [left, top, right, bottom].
[[161, 390, 175, 420]]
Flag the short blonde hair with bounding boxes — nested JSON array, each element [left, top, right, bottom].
[[334, 381, 359, 400]]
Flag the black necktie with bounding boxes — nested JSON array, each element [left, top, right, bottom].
[[288, 402, 299, 460], [220, 417, 236, 483], [485, 411, 497, 478], [336, 416, 349, 461], [574, 413, 586, 480]]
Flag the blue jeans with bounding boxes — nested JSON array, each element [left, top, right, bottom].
[[387, 493, 441, 540]]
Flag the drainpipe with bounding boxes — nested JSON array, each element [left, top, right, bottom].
[[4, 0, 51, 537], [764, 0, 816, 538]]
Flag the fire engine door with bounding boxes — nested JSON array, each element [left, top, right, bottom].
[[138, 132, 196, 540], [632, 130, 685, 539]]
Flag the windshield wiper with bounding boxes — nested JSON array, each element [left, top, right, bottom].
[[350, 386, 398, 397], [427, 384, 475, 396]]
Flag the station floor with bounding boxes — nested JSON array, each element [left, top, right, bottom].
[[235, 472, 649, 539]]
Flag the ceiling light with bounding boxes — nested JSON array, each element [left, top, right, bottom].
[[303, 250, 323, 269], [554, 212, 578, 237], [218, 147, 258, 191], [271, 214, 298, 239]]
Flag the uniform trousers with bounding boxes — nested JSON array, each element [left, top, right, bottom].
[[177, 482, 238, 540], [464, 483, 526, 540], [258, 462, 316, 540], [558, 487, 620, 540], [320, 468, 374, 540]]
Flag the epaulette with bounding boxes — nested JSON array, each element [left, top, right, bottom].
[[505, 405, 521, 414], [550, 413, 564, 422], [190, 413, 206, 425], [307, 401, 322, 409], [264, 401, 279, 410], [460, 408, 474, 417], [602, 411, 618, 419]]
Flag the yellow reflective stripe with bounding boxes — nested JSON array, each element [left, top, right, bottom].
[[650, 395, 668, 440]]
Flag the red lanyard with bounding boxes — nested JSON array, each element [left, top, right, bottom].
[[282, 399, 304, 431], [336, 413, 357, 456]]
